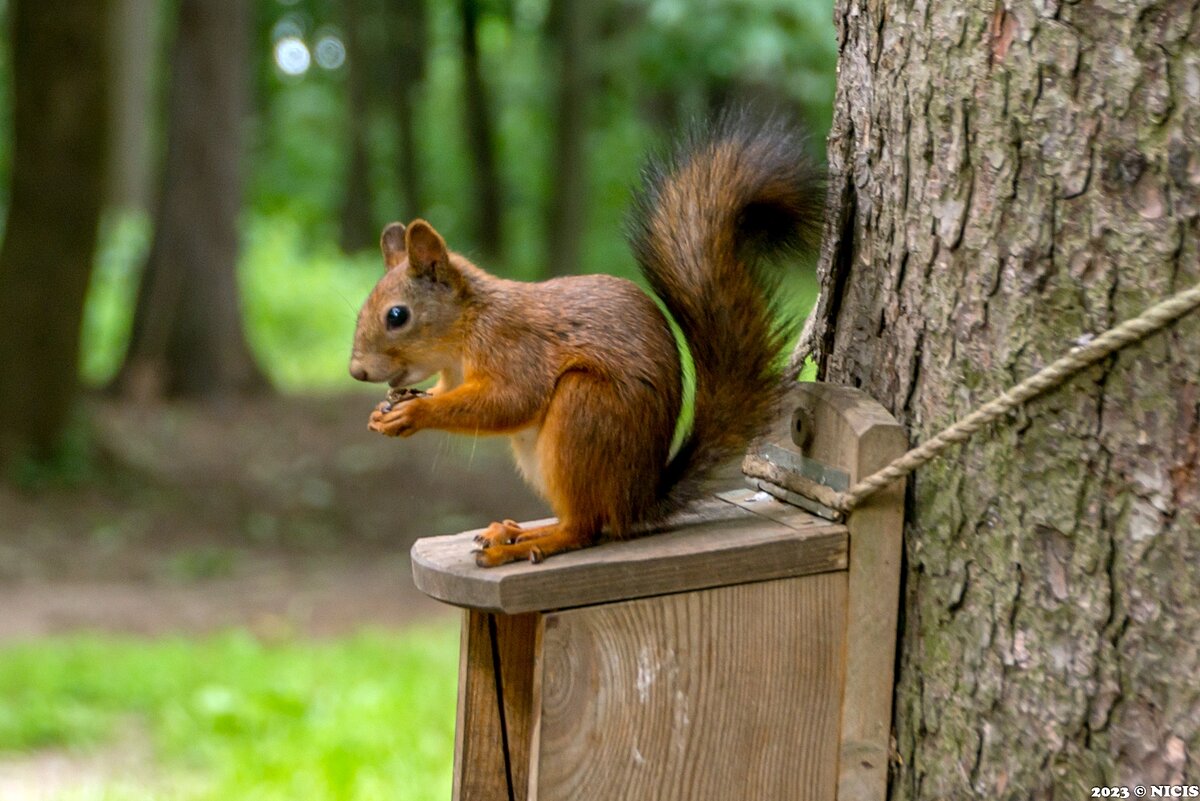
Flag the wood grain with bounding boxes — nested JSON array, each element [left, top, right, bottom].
[[496, 612, 539, 801], [795, 384, 906, 801], [453, 610, 540, 801], [453, 610, 509, 801], [715, 486, 831, 528], [530, 573, 847, 801], [412, 497, 847, 614]]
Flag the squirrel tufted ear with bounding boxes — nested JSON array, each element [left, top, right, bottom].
[[404, 220, 466, 292], [380, 222, 406, 270]]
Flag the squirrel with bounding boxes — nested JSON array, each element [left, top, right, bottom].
[[349, 114, 823, 567]]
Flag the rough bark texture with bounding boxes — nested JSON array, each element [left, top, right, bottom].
[[0, 0, 109, 466], [114, 0, 265, 400], [804, 0, 1200, 797]]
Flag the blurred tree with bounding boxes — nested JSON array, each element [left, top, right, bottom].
[[383, 0, 428, 221], [337, 0, 430, 248], [338, 0, 377, 252], [543, 0, 592, 276], [105, 0, 161, 212], [113, 0, 266, 399], [0, 0, 109, 469], [458, 0, 502, 258]]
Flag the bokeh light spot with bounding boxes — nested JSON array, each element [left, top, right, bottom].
[[314, 36, 346, 70], [271, 17, 304, 43], [274, 36, 311, 77]]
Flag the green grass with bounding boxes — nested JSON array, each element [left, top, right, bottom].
[[0, 627, 459, 801]]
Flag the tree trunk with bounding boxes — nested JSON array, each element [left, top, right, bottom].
[[105, 0, 160, 212], [803, 0, 1200, 797], [338, 0, 377, 253], [543, 0, 591, 276], [114, 0, 265, 400], [0, 0, 109, 468], [385, 0, 428, 221], [459, 0, 502, 259]]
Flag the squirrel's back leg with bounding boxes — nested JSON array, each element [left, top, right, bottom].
[[475, 370, 673, 567]]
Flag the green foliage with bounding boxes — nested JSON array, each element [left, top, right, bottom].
[[249, 79, 350, 238], [0, 627, 459, 801], [620, 0, 837, 135], [243, 0, 836, 271], [80, 215, 150, 386], [238, 215, 382, 391]]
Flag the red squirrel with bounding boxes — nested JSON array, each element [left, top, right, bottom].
[[349, 116, 823, 566]]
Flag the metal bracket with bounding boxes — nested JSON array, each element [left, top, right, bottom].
[[741, 389, 859, 523], [746, 477, 844, 522], [744, 443, 852, 522]]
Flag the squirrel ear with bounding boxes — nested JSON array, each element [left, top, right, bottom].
[[380, 222, 406, 270], [405, 220, 466, 291]]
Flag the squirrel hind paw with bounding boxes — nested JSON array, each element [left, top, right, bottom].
[[473, 519, 523, 549]]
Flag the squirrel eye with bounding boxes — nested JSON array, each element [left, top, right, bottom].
[[385, 305, 411, 330]]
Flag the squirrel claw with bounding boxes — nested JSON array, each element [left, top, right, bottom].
[[474, 519, 523, 550]]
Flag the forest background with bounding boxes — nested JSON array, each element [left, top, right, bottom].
[[0, 1, 835, 799]]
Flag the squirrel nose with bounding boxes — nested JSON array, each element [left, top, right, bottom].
[[349, 360, 369, 382]]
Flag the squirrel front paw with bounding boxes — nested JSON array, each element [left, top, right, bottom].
[[368, 398, 425, 437]]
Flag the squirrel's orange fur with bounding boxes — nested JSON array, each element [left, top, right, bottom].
[[350, 115, 823, 566]]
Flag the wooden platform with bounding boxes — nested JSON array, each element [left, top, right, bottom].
[[409, 384, 907, 801], [411, 488, 848, 614]]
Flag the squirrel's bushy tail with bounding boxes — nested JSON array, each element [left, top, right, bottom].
[[628, 112, 824, 519]]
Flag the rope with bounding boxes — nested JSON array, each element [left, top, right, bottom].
[[826, 280, 1200, 513]]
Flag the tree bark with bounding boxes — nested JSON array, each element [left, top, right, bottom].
[[114, 0, 265, 400], [459, 0, 503, 259], [0, 0, 109, 467], [803, 0, 1200, 797], [543, 0, 591, 276]]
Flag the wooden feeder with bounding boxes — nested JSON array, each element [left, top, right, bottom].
[[411, 384, 906, 801]]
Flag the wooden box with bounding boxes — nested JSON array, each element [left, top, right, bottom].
[[411, 385, 906, 801]]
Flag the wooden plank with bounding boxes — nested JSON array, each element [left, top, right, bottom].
[[495, 612, 539, 801], [453, 610, 540, 801], [715, 486, 829, 528], [531, 573, 847, 801], [453, 610, 510, 801], [412, 498, 847, 614], [793, 385, 907, 801]]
